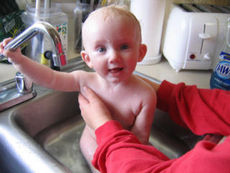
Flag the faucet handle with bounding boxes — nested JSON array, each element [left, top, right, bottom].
[[15, 72, 33, 94]]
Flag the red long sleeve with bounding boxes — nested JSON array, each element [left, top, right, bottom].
[[93, 121, 230, 173], [157, 81, 230, 135], [92, 121, 170, 173], [92, 81, 230, 173]]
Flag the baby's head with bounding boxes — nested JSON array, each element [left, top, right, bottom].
[[81, 5, 147, 83], [82, 5, 142, 50]]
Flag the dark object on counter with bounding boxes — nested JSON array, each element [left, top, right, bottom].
[[44, 50, 61, 71], [0, 10, 26, 62], [0, 0, 24, 43], [80, 0, 99, 5], [0, 59, 10, 64], [0, 0, 19, 16], [0, 10, 25, 42]]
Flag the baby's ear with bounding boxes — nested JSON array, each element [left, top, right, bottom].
[[138, 44, 147, 62], [81, 50, 93, 68]]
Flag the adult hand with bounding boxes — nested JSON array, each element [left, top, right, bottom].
[[78, 87, 112, 130]]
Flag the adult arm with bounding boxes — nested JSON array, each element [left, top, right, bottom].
[[93, 120, 230, 173], [157, 80, 230, 135], [138, 76, 230, 135]]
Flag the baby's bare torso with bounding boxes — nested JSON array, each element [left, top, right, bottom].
[[80, 72, 154, 130]]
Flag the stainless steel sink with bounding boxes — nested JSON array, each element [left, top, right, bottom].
[[0, 60, 202, 173]]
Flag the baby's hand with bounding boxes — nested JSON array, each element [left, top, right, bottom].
[[0, 37, 23, 64]]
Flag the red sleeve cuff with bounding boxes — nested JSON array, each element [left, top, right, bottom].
[[95, 120, 123, 145]]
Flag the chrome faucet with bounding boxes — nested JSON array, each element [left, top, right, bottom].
[[0, 21, 67, 66], [0, 21, 67, 111]]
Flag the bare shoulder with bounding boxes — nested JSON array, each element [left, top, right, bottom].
[[134, 75, 156, 95], [132, 75, 157, 105], [70, 70, 96, 80], [70, 70, 98, 89]]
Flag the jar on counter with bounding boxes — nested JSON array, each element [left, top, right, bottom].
[[73, 1, 91, 53], [22, 3, 68, 63], [73, 0, 103, 53]]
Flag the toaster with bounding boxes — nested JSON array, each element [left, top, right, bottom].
[[163, 4, 230, 72]]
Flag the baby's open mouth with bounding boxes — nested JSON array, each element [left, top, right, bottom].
[[108, 67, 123, 73]]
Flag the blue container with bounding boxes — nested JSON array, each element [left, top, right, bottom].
[[210, 51, 230, 90]]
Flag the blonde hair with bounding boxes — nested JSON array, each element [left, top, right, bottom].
[[82, 5, 142, 48]]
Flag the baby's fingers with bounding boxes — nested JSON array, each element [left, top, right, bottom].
[[0, 38, 13, 53], [2, 38, 13, 46], [1, 38, 13, 48]]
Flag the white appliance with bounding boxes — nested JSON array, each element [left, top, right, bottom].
[[130, 0, 166, 65], [163, 4, 230, 72]]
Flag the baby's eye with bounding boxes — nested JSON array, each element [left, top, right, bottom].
[[120, 44, 129, 50], [97, 47, 106, 53]]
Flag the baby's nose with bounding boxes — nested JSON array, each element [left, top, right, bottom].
[[109, 50, 121, 63]]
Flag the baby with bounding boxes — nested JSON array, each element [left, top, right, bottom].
[[0, 6, 156, 172]]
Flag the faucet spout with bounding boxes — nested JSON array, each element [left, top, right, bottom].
[[0, 21, 67, 111], [2, 21, 67, 67]]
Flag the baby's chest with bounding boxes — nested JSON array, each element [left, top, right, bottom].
[[105, 96, 142, 129]]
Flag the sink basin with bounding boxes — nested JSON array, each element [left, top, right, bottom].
[[0, 60, 202, 173]]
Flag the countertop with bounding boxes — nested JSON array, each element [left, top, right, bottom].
[[1, 57, 212, 89], [0, 63, 17, 83], [135, 58, 212, 89]]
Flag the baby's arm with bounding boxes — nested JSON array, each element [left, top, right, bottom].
[[0, 38, 82, 91], [131, 90, 156, 144]]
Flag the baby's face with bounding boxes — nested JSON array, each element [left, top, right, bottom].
[[82, 12, 144, 83]]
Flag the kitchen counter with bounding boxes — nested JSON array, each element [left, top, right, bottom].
[[0, 63, 17, 83], [135, 58, 212, 89]]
